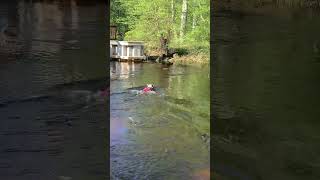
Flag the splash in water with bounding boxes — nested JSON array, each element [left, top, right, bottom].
[[127, 84, 159, 95]]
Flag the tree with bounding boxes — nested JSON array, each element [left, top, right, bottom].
[[110, 0, 209, 53], [180, 0, 188, 39]]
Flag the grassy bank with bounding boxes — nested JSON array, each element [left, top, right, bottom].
[[145, 43, 209, 66], [146, 48, 209, 66], [169, 39, 209, 65], [170, 52, 209, 65]]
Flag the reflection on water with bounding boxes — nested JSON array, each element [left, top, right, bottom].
[[110, 62, 210, 179], [0, 1, 107, 179], [110, 61, 140, 80], [213, 10, 320, 180]]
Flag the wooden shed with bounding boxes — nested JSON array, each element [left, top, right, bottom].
[[110, 40, 145, 61]]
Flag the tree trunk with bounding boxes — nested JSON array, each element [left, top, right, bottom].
[[192, 0, 197, 30], [171, 0, 175, 23], [192, 15, 196, 29], [170, 0, 176, 40], [180, 0, 188, 39]]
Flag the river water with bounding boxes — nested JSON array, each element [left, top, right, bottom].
[[110, 62, 210, 179], [213, 9, 320, 180], [0, 1, 107, 179]]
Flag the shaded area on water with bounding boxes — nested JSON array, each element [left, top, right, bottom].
[[214, 0, 320, 16], [0, 0, 107, 179], [213, 8, 320, 180], [110, 62, 210, 179]]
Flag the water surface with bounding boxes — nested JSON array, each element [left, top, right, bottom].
[[110, 62, 210, 179], [0, 1, 107, 179], [213, 10, 320, 180]]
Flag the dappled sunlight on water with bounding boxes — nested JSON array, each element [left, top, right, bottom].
[[110, 117, 128, 142]]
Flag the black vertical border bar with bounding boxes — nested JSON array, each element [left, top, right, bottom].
[[210, 0, 214, 179], [105, 0, 111, 179]]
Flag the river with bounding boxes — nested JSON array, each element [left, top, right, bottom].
[[0, 1, 107, 179], [213, 9, 320, 180], [110, 62, 210, 179]]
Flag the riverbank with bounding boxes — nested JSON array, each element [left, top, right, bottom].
[[145, 47, 209, 66], [170, 53, 209, 65]]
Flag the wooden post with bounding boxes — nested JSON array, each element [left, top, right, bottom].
[[160, 34, 168, 56], [110, 25, 117, 40]]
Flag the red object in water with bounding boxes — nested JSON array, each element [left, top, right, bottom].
[[143, 87, 152, 92], [143, 87, 153, 92]]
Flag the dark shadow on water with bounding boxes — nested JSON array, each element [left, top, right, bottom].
[[0, 0, 108, 179], [213, 8, 320, 180]]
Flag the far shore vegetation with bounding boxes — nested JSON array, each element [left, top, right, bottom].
[[111, 0, 210, 65]]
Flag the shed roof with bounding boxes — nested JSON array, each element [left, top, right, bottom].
[[110, 40, 144, 46]]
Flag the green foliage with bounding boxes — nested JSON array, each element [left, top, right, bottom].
[[110, 0, 128, 40], [111, 0, 210, 54], [174, 48, 189, 56]]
